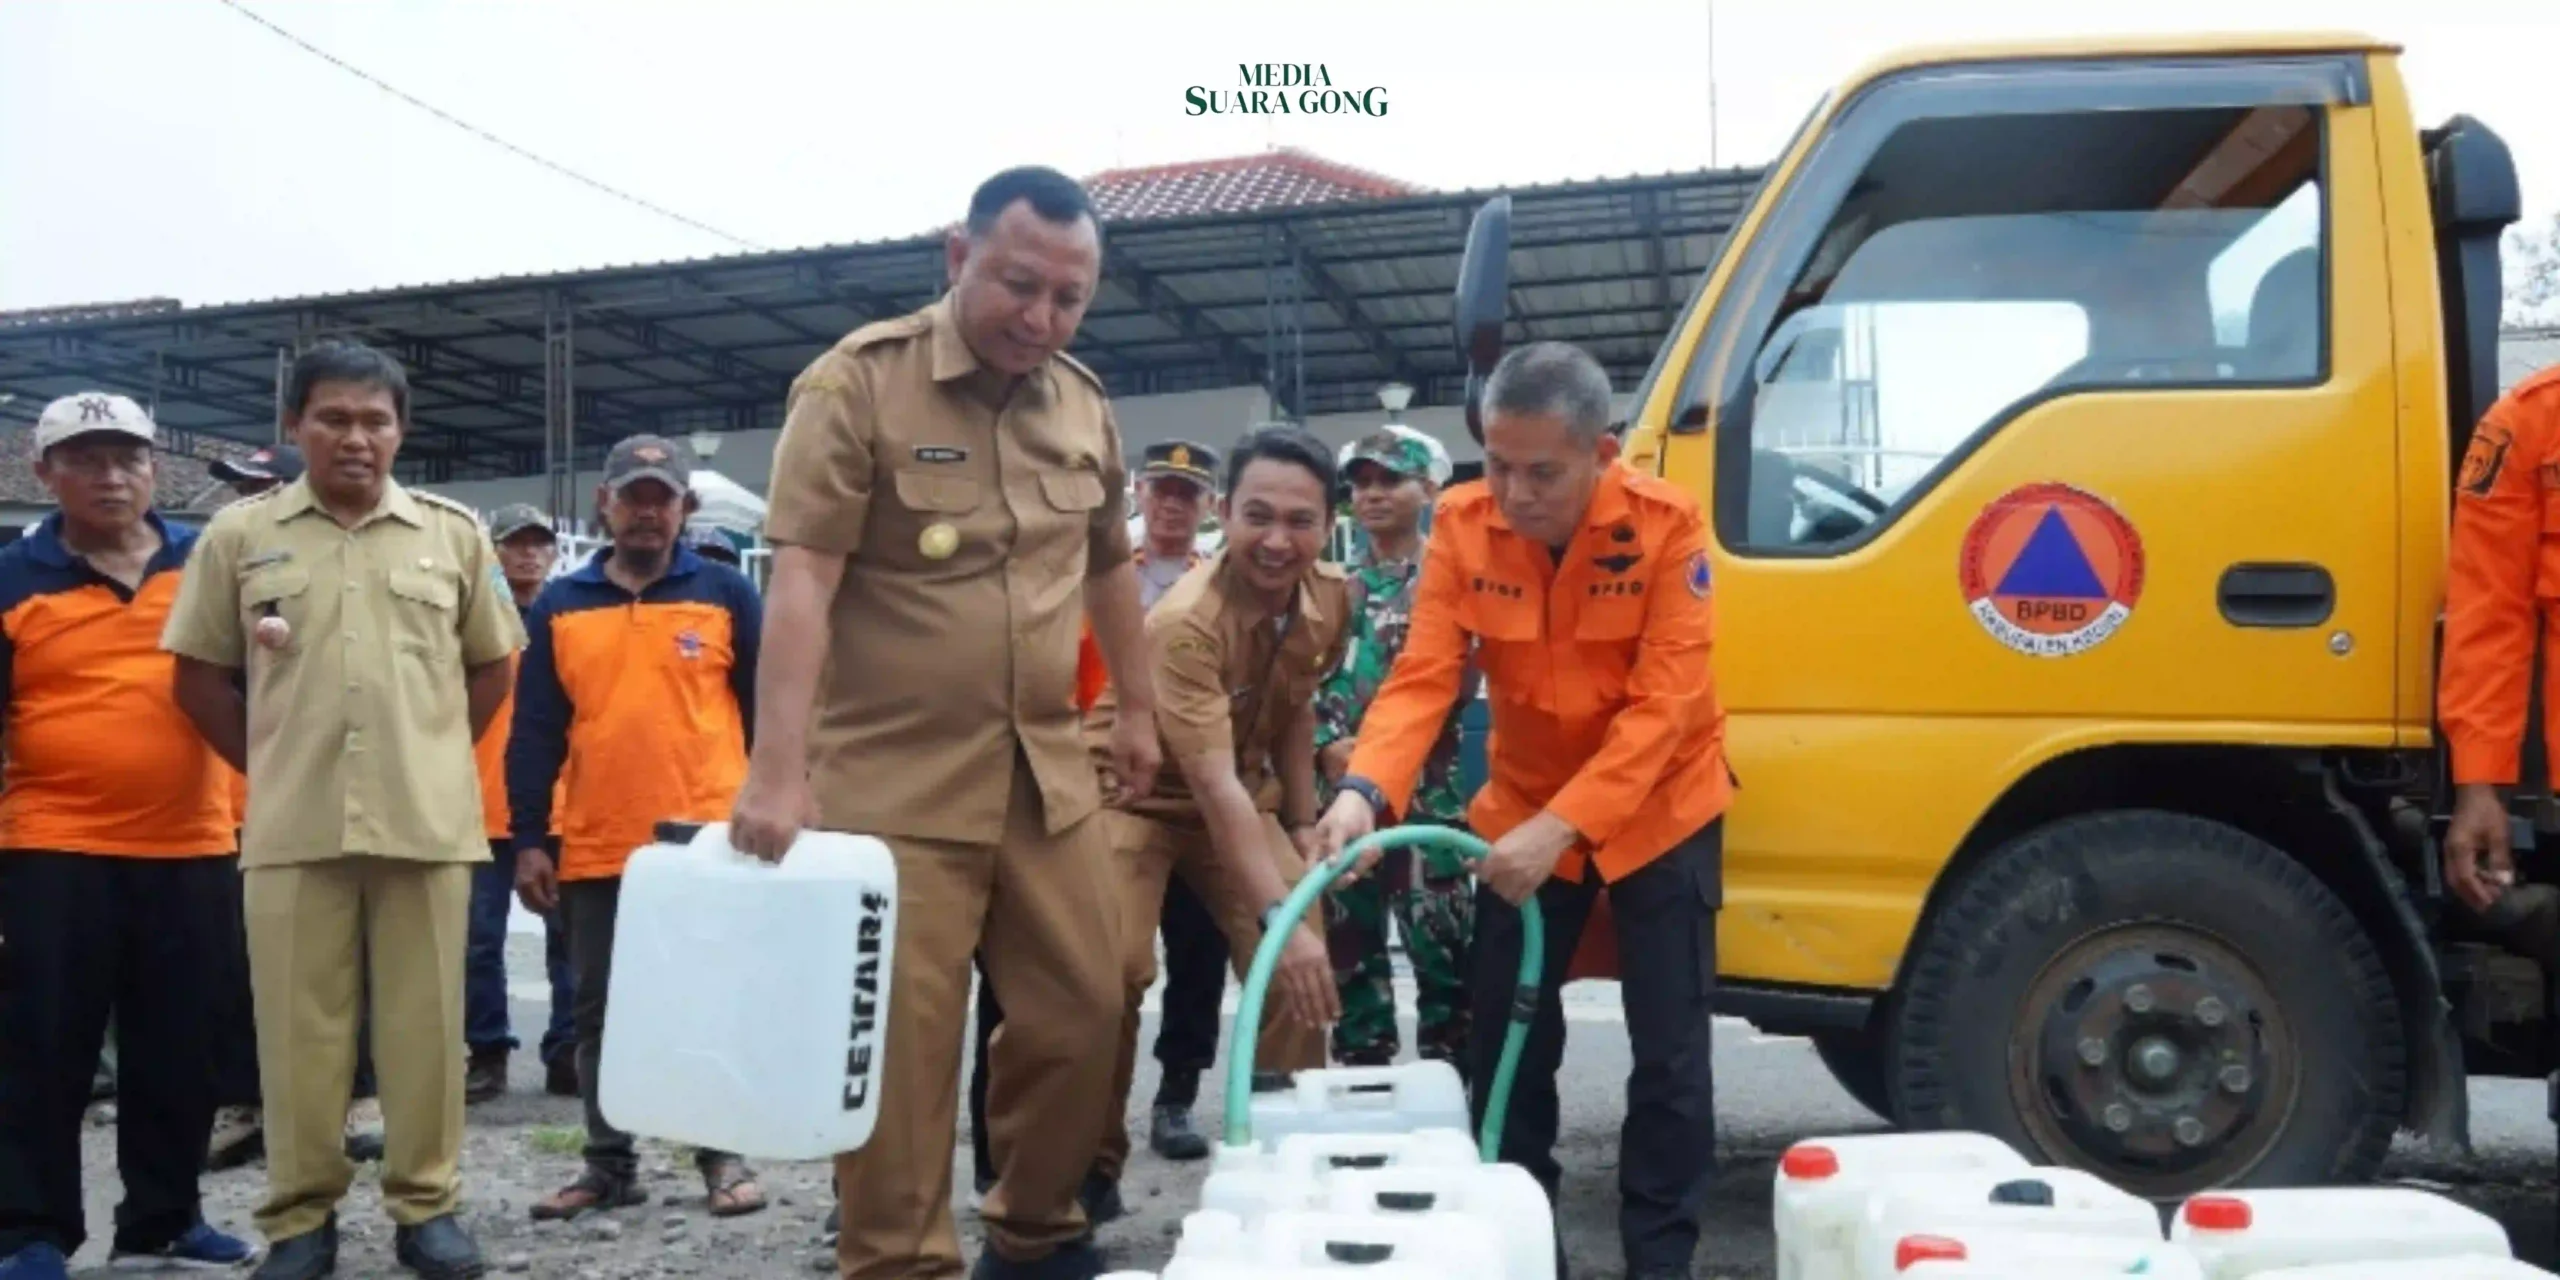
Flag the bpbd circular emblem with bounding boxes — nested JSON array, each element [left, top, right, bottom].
[[1957, 482, 2145, 658]]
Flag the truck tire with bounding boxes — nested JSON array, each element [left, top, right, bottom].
[[1812, 1026, 1898, 1123], [1889, 810, 2405, 1199]]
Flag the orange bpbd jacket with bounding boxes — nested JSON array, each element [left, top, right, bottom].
[[2442, 365, 2560, 785], [1344, 465, 1732, 883]]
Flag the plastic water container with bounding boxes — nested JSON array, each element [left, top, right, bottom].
[[1851, 1166, 2165, 1280], [2170, 1188, 2513, 1276], [1891, 1231, 2206, 1278], [1320, 1164, 1554, 1272], [1245, 1061, 1471, 1149], [1770, 1132, 2031, 1280], [2246, 1260, 2555, 1279], [1172, 1208, 1519, 1278], [597, 822, 899, 1160], [1202, 1127, 1485, 1222], [1208, 1125, 1481, 1180], [1160, 1264, 1449, 1280]]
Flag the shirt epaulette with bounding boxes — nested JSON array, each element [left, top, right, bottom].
[[413, 489, 483, 521], [1617, 467, 1708, 519], [1435, 480, 1497, 520], [1052, 350, 1107, 395], [830, 311, 931, 359], [2506, 363, 2560, 408]]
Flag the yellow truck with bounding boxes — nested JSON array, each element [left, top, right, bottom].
[[1450, 32, 2529, 1198]]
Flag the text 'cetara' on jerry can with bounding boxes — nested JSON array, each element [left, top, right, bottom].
[[597, 821, 898, 1162]]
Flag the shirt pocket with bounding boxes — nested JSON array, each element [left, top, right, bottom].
[[386, 566, 462, 658], [884, 468, 987, 569], [242, 565, 312, 655], [1573, 598, 1648, 704], [1034, 468, 1108, 572], [1458, 592, 1540, 704]]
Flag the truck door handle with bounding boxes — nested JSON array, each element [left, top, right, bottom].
[[2218, 563, 2334, 628]]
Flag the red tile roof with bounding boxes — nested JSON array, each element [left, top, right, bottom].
[[1084, 147, 1426, 222]]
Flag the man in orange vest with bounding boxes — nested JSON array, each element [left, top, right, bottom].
[[1312, 342, 1731, 1280], [2438, 362, 2560, 964], [462, 505, 576, 1104]]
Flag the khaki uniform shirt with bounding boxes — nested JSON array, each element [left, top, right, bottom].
[[1086, 548, 1351, 823], [765, 295, 1134, 844], [161, 476, 525, 868]]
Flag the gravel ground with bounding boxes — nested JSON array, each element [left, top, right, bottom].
[[60, 931, 2560, 1278]]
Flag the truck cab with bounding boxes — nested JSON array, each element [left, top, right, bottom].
[[1454, 32, 2525, 1198]]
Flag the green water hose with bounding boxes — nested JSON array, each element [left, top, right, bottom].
[[1226, 825, 1545, 1164]]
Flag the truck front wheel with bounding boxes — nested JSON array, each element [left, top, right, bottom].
[[1889, 810, 2405, 1199]]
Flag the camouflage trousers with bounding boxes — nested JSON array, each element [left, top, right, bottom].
[[1322, 825, 1475, 1073]]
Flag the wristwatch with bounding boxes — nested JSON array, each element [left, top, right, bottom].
[[1338, 774, 1392, 822]]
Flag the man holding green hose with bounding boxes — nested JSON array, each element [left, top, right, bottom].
[[1312, 341, 1730, 1280]]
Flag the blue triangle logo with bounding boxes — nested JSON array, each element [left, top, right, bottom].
[[1994, 506, 2108, 599]]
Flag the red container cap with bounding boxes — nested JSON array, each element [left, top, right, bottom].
[[1780, 1144, 1840, 1180], [1896, 1235, 1967, 1270], [2184, 1195, 2253, 1230]]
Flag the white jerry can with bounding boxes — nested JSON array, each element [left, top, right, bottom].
[[1318, 1164, 1554, 1273], [1850, 1166, 2165, 1280], [1769, 1132, 2031, 1280], [1891, 1230, 2206, 1277], [1245, 1061, 1471, 1149], [2245, 1260, 2556, 1279], [2170, 1189, 2514, 1277], [1206, 1125, 1482, 1190], [596, 822, 898, 1161], [1172, 1208, 1521, 1278]]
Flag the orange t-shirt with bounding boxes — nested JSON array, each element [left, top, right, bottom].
[[0, 514, 234, 856]]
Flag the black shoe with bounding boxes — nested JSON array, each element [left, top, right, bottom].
[[1147, 1104, 1209, 1161], [543, 1054, 578, 1098], [464, 1048, 508, 1105], [391, 1214, 486, 1279], [252, 1217, 338, 1280], [1077, 1170, 1123, 1228], [969, 1238, 1104, 1280]]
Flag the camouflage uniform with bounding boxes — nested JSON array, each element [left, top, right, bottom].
[[1317, 432, 1475, 1073]]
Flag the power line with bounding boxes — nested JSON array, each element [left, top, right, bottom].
[[211, 0, 765, 252]]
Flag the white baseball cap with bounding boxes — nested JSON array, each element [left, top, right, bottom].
[[34, 391, 157, 452]]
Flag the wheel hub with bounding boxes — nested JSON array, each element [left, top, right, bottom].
[[2011, 926, 2293, 1194]]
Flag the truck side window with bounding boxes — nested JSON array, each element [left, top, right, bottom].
[[1727, 102, 2327, 551]]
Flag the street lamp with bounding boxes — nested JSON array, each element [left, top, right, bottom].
[[688, 429, 721, 460], [1376, 381, 1413, 422]]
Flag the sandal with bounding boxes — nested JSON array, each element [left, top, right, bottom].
[[530, 1167, 644, 1221], [701, 1155, 768, 1218]]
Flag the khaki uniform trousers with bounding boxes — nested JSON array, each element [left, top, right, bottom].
[[834, 754, 1124, 1279], [241, 856, 471, 1241], [1095, 809, 1328, 1181]]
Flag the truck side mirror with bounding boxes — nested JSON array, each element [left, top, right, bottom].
[[1453, 195, 1513, 445]]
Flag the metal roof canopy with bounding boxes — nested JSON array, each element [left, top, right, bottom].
[[0, 167, 1765, 501]]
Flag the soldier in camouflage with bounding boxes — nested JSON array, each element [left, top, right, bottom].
[[1316, 429, 1478, 1075]]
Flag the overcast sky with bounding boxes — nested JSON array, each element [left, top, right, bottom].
[[1, 0, 2553, 313]]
